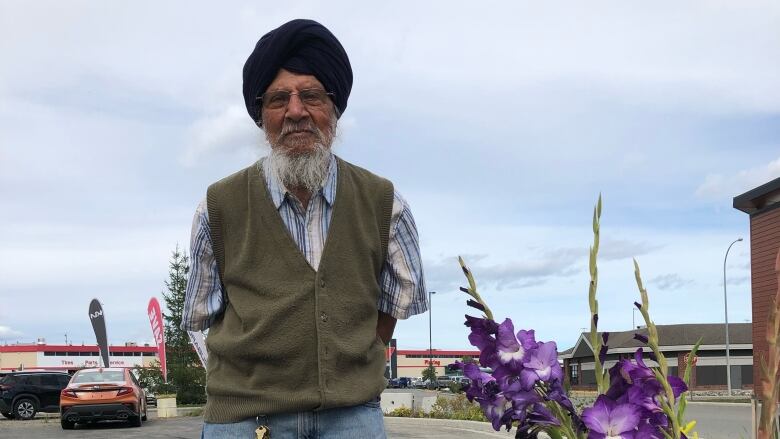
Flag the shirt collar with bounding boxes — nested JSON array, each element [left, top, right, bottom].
[[261, 153, 338, 209]]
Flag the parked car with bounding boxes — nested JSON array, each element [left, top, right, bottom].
[[453, 376, 471, 387], [0, 371, 72, 420], [387, 377, 412, 388], [144, 390, 157, 406], [436, 375, 455, 388], [59, 367, 148, 430], [422, 379, 438, 390]]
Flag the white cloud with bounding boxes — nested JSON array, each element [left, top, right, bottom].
[[696, 156, 780, 200], [182, 105, 260, 166], [0, 326, 23, 341], [426, 248, 583, 292], [648, 273, 693, 291], [600, 238, 662, 261]]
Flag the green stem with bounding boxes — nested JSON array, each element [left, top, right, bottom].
[[458, 256, 494, 321], [634, 259, 681, 438], [588, 195, 607, 394]]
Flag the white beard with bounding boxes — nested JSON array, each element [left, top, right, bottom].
[[264, 115, 337, 193], [266, 143, 332, 194]]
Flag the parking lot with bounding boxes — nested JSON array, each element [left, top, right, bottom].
[[0, 412, 510, 438], [0, 414, 202, 438]]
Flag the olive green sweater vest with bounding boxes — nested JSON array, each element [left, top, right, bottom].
[[203, 158, 394, 423]]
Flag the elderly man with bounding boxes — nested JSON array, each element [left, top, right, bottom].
[[181, 19, 427, 438]]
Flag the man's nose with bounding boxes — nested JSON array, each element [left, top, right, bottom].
[[284, 94, 310, 121]]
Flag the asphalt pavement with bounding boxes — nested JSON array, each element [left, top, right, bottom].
[[0, 415, 511, 439], [0, 402, 752, 439]]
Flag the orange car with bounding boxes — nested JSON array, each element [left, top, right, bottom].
[[59, 367, 147, 430]]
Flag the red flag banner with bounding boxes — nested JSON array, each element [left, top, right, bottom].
[[147, 298, 167, 383]]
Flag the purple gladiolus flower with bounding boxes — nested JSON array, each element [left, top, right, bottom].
[[467, 299, 486, 311], [582, 395, 641, 439], [599, 345, 609, 365], [636, 422, 664, 439], [517, 329, 537, 349], [521, 341, 563, 386], [496, 319, 528, 368], [625, 385, 662, 413], [464, 315, 499, 334], [525, 403, 561, 427], [462, 361, 502, 402], [465, 315, 500, 368], [462, 362, 495, 393], [479, 394, 512, 431], [633, 333, 648, 344], [547, 381, 576, 414], [606, 353, 659, 403], [506, 386, 542, 408], [667, 375, 688, 398], [634, 302, 641, 310]]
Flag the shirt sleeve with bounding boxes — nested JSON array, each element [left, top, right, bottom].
[[377, 190, 428, 319], [181, 197, 226, 331]]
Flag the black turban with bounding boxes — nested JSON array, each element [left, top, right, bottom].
[[243, 19, 353, 124]]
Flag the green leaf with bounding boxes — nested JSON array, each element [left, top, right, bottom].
[[545, 428, 564, 439], [683, 338, 703, 386], [677, 395, 688, 425]]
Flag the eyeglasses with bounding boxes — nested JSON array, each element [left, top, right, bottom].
[[257, 88, 334, 110]]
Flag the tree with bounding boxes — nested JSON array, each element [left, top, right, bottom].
[[134, 360, 164, 393], [422, 364, 437, 382], [160, 245, 206, 404]]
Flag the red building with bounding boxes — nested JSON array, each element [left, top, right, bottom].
[[0, 342, 159, 374], [734, 176, 780, 390]]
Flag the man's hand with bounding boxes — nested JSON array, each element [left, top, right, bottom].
[[376, 311, 397, 345]]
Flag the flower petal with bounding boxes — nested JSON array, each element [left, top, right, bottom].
[[582, 396, 612, 434], [608, 403, 641, 434]]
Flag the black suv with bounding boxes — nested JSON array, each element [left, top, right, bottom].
[[0, 371, 71, 420]]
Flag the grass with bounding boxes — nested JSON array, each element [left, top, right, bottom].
[[385, 394, 488, 422]]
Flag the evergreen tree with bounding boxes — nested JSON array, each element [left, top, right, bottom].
[[422, 364, 437, 383], [160, 245, 206, 404]]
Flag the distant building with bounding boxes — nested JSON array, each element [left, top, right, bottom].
[[387, 347, 480, 378], [560, 323, 752, 391], [0, 343, 159, 374], [734, 176, 780, 390]]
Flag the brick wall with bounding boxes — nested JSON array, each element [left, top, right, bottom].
[[750, 207, 780, 390]]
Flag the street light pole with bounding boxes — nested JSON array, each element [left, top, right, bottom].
[[724, 237, 742, 396], [428, 291, 436, 380]]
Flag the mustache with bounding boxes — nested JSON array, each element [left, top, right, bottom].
[[280, 120, 318, 136]]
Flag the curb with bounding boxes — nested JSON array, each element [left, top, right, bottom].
[[686, 401, 751, 407], [28, 406, 204, 420], [384, 417, 511, 437]]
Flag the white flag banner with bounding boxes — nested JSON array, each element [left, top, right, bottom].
[[188, 330, 208, 370]]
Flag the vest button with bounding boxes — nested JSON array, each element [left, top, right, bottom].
[[320, 312, 328, 322]]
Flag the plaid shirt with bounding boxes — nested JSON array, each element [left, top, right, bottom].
[[181, 154, 428, 331]]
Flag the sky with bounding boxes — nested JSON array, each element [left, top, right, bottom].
[[1, 1, 778, 353]]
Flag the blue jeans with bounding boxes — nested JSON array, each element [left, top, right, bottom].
[[202, 401, 386, 439]]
